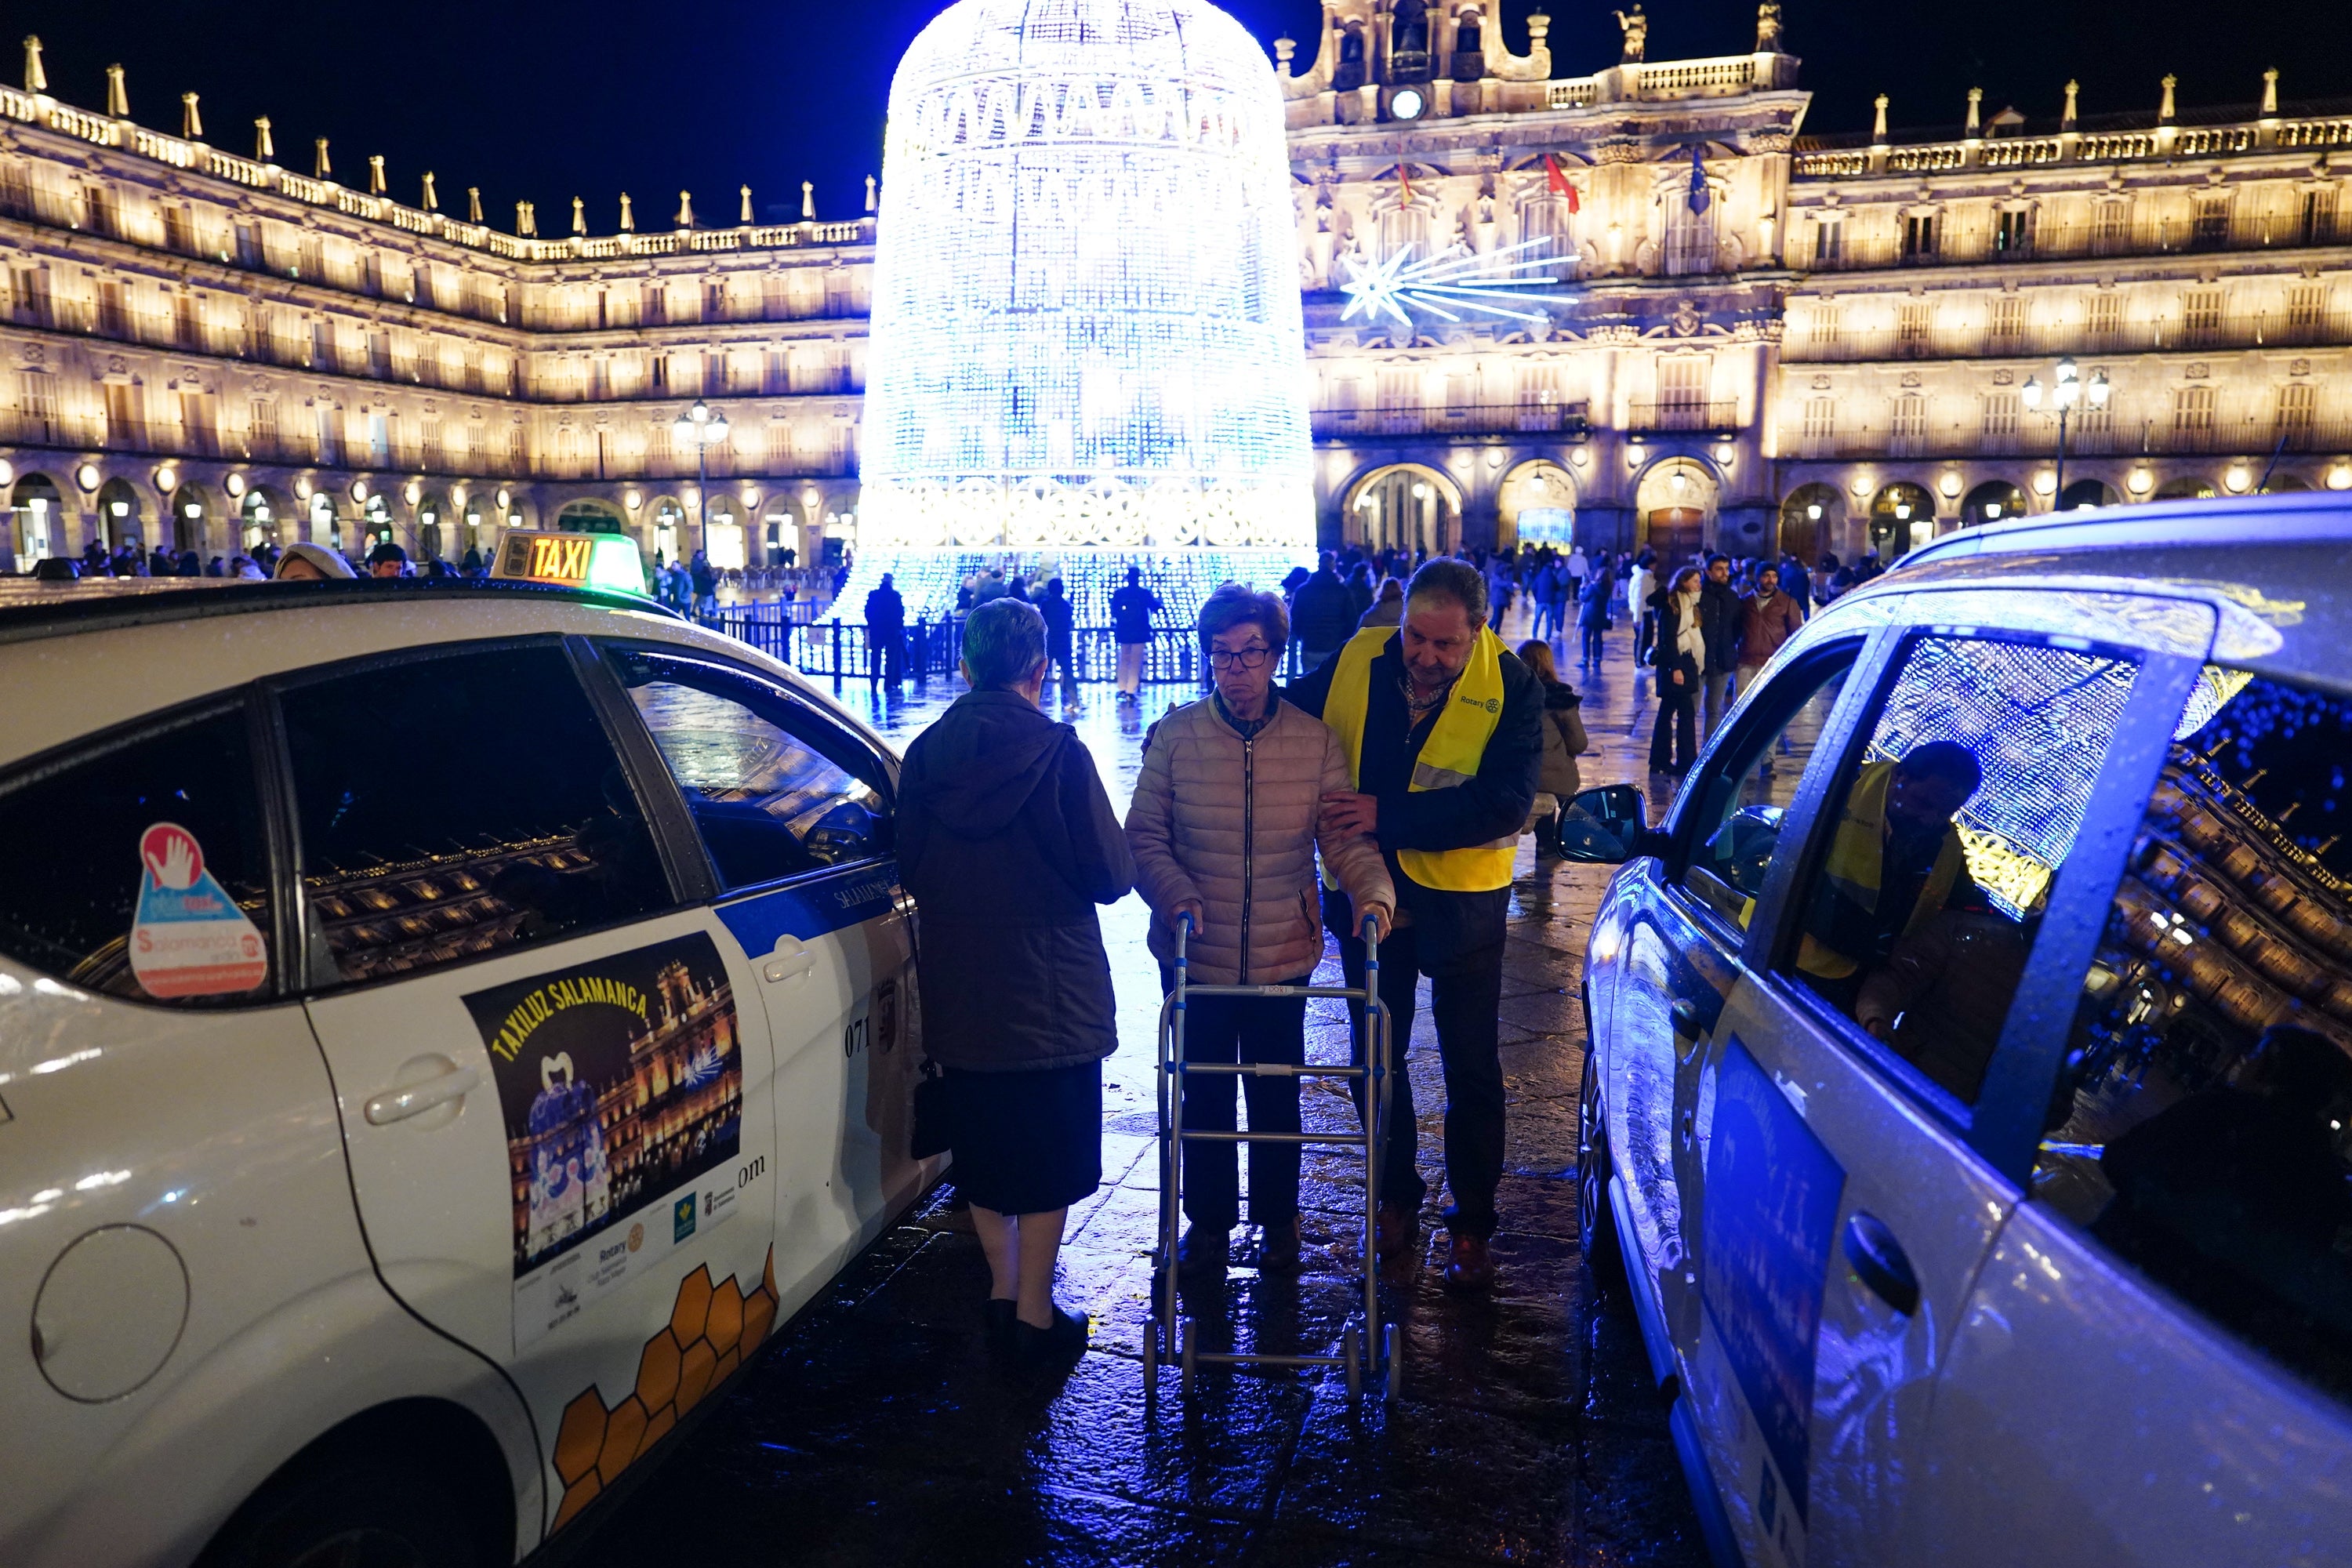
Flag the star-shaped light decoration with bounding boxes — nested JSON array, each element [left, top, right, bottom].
[[1338, 238, 1565, 328]]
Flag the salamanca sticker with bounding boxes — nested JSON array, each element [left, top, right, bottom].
[[129, 822, 268, 998], [463, 932, 742, 1288]]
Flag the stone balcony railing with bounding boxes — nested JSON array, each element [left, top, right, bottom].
[[1543, 52, 1799, 112], [1788, 412, 2352, 463], [1785, 307, 2352, 364], [0, 83, 875, 265], [1798, 212, 2348, 273], [1794, 110, 2352, 179], [1312, 401, 1590, 439]]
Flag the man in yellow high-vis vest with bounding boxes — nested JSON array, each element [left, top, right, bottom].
[[1286, 558, 1542, 1292]]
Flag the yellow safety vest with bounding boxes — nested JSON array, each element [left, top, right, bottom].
[[1795, 757, 1966, 980], [1323, 624, 1519, 893]]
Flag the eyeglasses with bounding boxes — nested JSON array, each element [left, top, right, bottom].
[[1208, 646, 1271, 670]]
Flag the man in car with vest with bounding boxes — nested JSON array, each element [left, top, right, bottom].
[[1795, 739, 1988, 1016], [1286, 558, 1542, 1291]]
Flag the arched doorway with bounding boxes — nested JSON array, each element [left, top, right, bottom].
[[361, 493, 396, 550], [309, 491, 343, 553], [11, 473, 64, 562], [1868, 481, 1936, 561], [169, 483, 213, 558], [702, 494, 747, 569], [96, 477, 145, 550], [2057, 478, 2119, 510], [414, 490, 452, 562], [1635, 456, 1718, 570], [1961, 480, 2027, 528], [557, 499, 626, 534], [239, 488, 289, 550], [1495, 460, 1577, 550], [1344, 465, 1461, 556], [2151, 477, 2216, 502], [1777, 481, 1842, 564], [2261, 473, 2313, 494], [648, 496, 688, 568]]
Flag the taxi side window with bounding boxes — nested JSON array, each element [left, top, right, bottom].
[[604, 647, 891, 891], [1675, 647, 1857, 931], [0, 705, 274, 1005], [278, 644, 673, 985], [1777, 633, 2140, 1105], [2035, 670, 2352, 1406]]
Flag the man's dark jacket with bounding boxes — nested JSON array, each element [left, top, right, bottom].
[[1286, 632, 1541, 961], [898, 691, 1134, 1071], [864, 584, 904, 631], [1698, 577, 1740, 675], [1291, 568, 1358, 652], [1040, 588, 1075, 652]]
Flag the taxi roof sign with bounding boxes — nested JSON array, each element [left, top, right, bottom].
[[491, 530, 645, 595]]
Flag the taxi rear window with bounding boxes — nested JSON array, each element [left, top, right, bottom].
[[0, 705, 276, 1005]]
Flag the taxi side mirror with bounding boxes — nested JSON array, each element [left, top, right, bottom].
[[1555, 783, 1655, 865]]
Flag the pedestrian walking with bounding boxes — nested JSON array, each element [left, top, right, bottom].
[[1628, 551, 1657, 666], [897, 599, 1136, 1368], [1516, 639, 1589, 858], [865, 572, 906, 685], [1697, 554, 1740, 741], [1575, 568, 1611, 668], [1127, 585, 1394, 1279], [1650, 567, 1703, 775], [1110, 565, 1161, 704], [1291, 550, 1356, 672], [1286, 559, 1542, 1292], [1736, 564, 1803, 681], [1040, 576, 1078, 701], [688, 549, 719, 619]]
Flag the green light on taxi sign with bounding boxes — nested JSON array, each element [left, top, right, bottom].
[[491, 530, 647, 596]]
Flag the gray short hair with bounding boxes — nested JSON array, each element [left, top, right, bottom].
[[1406, 557, 1488, 626], [963, 598, 1047, 688], [1196, 581, 1288, 652]]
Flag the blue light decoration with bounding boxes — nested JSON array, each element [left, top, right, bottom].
[[1338, 238, 1565, 329], [858, 0, 1316, 554]]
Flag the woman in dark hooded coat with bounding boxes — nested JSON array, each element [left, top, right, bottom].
[[898, 597, 1134, 1367]]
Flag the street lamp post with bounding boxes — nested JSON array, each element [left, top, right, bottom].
[[670, 398, 730, 558], [2020, 357, 2110, 510]]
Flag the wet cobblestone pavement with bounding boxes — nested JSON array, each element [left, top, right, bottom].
[[568, 611, 1708, 1568]]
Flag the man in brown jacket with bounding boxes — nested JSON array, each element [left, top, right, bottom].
[[1127, 584, 1394, 1277], [1736, 564, 1805, 682]]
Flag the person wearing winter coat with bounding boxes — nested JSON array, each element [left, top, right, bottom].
[[1517, 640, 1590, 855], [1697, 554, 1742, 741], [1575, 569, 1612, 668], [1736, 564, 1805, 678], [1359, 577, 1404, 629], [898, 598, 1135, 1368], [1290, 552, 1358, 670], [1127, 584, 1393, 1278], [1651, 567, 1704, 774]]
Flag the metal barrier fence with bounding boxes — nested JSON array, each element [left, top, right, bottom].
[[702, 612, 1314, 687]]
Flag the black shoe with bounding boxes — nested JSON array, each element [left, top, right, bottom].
[[1178, 1223, 1231, 1279], [1012, 1304, 1089, 1368], [983, 1298, 1017, 1354], [1257, 1216, 1304, 1276]]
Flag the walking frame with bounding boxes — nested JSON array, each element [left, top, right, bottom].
[[1142, 911, 1401, 1403]]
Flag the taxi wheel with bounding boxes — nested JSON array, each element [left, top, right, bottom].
[[1576, 1044, 1626, 1300], [201, 1454, 486, 1568]]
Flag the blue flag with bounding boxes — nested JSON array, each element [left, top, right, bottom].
[[1687, 144, 1711, 215]]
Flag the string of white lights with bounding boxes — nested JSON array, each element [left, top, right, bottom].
[[1339, 238, 1566, 328]]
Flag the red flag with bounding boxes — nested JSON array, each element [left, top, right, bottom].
[[1545, 153, 1580, 212], [1398, 162, 1414, 206]]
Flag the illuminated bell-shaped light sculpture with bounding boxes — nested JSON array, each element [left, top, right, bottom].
[[861, 0, 1314, 550]]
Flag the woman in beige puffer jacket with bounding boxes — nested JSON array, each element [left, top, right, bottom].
[[1127, 584, 1394, 1277]]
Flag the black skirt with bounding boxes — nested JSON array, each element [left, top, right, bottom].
[[945, 1060, 1103, 1216]]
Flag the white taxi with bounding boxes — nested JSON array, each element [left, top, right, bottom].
[[0, 559, 936, 1566]]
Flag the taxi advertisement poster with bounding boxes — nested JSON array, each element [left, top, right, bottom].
[[462, 932, 742, 1347]]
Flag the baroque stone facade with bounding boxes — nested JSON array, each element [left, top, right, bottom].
[[0, 14, 2345, 571]]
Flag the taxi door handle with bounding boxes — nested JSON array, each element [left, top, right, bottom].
[[763, 938, 816, 984], [365, 1064, 480, 1126], [1842, 1210, 1921, 1317]]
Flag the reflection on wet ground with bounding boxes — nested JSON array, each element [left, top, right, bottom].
[[572, 612, 1707, 1567]]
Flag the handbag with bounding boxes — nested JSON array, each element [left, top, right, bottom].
[[909, 1059, 955, 1160]]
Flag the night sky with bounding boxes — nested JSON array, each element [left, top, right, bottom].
[[16, 0, 2347, 236]]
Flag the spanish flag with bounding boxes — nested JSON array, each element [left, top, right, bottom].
[[1544, 152, 1579, 212]]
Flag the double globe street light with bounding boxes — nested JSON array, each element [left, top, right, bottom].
[[2020, 357, 2110, 510], [671, 399, 730, 556]]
